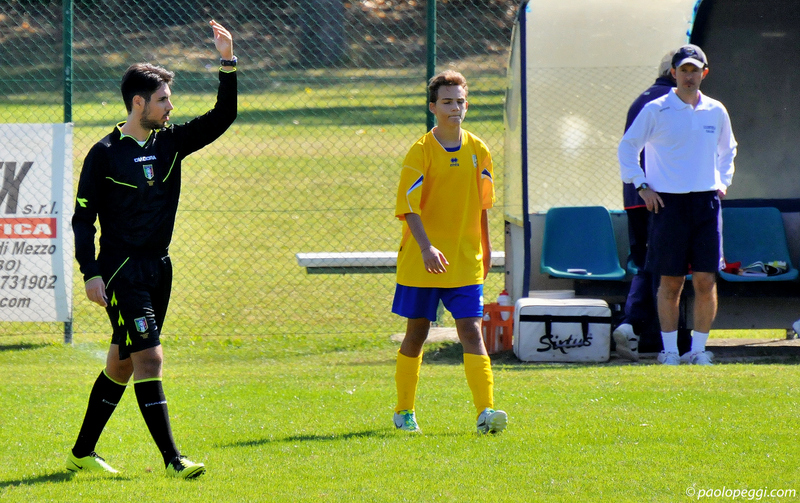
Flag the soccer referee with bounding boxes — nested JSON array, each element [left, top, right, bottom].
[[66, 20, 237, 479]]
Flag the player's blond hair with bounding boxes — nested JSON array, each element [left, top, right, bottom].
[[428, 70, 468, 103]]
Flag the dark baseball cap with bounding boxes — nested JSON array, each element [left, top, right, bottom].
[[671, 44, 708, 69]]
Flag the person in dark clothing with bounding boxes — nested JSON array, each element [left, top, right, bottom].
[[66, 20, 237, 479], [613, 51, 675, 361]]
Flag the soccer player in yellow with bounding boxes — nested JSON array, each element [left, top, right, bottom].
[[392, 70, 508, 434]]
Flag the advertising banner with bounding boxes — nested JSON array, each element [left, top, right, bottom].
[[0, 124, 73, 322]]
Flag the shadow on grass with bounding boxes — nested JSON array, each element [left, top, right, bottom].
[[223, 429, 470, 449], [222, 429, 390, 448], [426, 341, 800, 367], [0, 471, 75, 489], [705, 342, 800, 365], [0, 342, 50, 352], [0, 472, 133, 488], [421, 342, 598, 367], [74, 103, 504, 128], [422, 341, 466, 365], [421, 342, 549, 367]]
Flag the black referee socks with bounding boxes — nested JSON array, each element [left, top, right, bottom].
[[134, 379, 180, 466], [72, 370, 127, 459]]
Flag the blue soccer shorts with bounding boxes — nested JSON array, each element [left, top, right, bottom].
[[392, 284, 484, 321]]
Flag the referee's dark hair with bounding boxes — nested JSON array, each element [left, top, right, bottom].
[[121, 63, 175, 113]]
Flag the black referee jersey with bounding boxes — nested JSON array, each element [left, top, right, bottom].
[[73, 70, 237, 282]]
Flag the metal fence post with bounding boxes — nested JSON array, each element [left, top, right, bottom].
[[63, 0, 73, 124], [425, 0, 437, 132], [63, 0, 74, 344]]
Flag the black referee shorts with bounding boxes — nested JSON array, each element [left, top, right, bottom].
[[100, 254, 172, 360], [645, 191, 723, 277]]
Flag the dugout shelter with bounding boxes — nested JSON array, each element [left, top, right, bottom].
[[504, 0, 800, 329]]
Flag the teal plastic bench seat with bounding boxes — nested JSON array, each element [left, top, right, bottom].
[[540, 206, 626, 281], [719, 207, 798, 282]]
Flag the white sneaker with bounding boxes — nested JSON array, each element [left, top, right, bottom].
[[657, 351, 681, 365], [393, 410, 421, 432], [476, 408, 508, 434], [680, 351, 714, 366], [612, 323, 640, 362]]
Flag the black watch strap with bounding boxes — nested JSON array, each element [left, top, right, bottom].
[[220, 56, 237, 67]]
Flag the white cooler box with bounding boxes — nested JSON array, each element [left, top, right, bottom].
[[513, 298, 612, 362]]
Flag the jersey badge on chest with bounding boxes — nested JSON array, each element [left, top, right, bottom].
[[143, 165, 155, 186]]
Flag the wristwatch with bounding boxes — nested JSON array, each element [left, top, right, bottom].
[[637, 183, 650, 192], [220, 56, 237, 67]]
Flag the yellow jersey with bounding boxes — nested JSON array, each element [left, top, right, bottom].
[[394, 128, 495, 287]]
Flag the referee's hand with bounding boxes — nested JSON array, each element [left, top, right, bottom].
[[210, 20, 234, 60], [85, 277, 108, 307]]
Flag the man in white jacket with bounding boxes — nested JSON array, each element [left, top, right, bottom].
[[618, 44, 737, 366]]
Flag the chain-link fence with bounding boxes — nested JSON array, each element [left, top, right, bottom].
[[1, 0, 518, 340]]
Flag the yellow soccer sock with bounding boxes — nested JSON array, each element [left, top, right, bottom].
[[464, 352, 494, 417], [394, 350, 422, 413]]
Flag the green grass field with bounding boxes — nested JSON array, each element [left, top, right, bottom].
[[1, 333, 798, 502]]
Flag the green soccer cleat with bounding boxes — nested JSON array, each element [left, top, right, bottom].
[[66, 451, 119, 474], [166, 455, 206, 479], [477, 408, 508, 434], [393, 409, 421, 432]]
